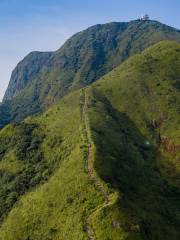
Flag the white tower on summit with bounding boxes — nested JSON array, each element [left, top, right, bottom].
[[140, 14, 150, 20]]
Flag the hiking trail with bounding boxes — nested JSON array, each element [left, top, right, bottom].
[[81, 89, 118, 240]]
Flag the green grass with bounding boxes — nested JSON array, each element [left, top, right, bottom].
[[0, 41, 179, 239], [0, 91, 105, 240], [94, 41, 180, 185], [84, 86, 179, 239], [88, 41, 180, 239]]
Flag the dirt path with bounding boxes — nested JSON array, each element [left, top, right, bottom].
[[82, 89, 115, 240]]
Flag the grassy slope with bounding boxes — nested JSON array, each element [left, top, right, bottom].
[[0, 92, 104, 239], [87, 41, 180, 239], [0, 90, 143, 240], [94, 40, 180, 185], [85, 87, 179, 240], [0, 41, 179, 240]]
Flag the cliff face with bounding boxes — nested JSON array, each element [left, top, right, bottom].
[[3, 51, 52, 101]]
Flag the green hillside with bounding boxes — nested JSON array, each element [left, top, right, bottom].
[[1, 20, 180, 128], [0, 90, 140, 240], [0, 91, 104, 239], [93, 40, 180, 187], [87, 41, 180, 239], [0, 41, 179, 239]]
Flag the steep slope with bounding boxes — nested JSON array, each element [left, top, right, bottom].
[[0, 91, 105, 239], [0, 90, 142, 240], [3, 51, 52, 101], [0, 41, 179, 240], [93, 40, 180, 186], [1, 20, 180, 127], [83, 88, 177, 240], [88, 40, 180, 239]]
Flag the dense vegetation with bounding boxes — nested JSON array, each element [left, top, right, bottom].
[[94, 41, 180, 187], [0, 19, 179, 240], [0, 122, 49, 223], [88, 41, 180, 239], [1, 20, 180, 128], [0, 92, 105, 239]]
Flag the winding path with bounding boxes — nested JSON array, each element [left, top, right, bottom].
[[82, 89, 117, 240]]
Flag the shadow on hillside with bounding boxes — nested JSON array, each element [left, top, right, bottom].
[[0, 101, 11, 128], [87, 90, 180, 240], [0, 93, 42, 129]]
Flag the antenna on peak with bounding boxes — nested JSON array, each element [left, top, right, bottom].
[[140, 14, 150, 21]]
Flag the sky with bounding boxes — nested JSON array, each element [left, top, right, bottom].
[[0, 0, 180, 100]]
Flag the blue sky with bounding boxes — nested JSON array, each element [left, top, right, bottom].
[[0, 0, 180, 100]]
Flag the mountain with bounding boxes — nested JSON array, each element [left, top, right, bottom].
[[1, 19, 180, 128], [3, 52, 52, 101], [0, 41, 179, 240]]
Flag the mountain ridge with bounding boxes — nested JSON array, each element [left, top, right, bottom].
[[1, 19, 180, 129], [0, 40, 179, 239], [4, 19, 180, 102]]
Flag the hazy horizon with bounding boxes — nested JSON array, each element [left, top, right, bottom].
[[1, 0, 180, 101]]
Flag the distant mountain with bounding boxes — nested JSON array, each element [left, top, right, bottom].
[[0, 41, 179, 240], [1, 20, 180, 128]]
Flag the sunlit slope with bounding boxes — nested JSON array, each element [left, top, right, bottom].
[[0, 90, 140, 240], [0, 90, 144, 240], [0, 92, 104, 239], [0, 41, 179, 240]]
